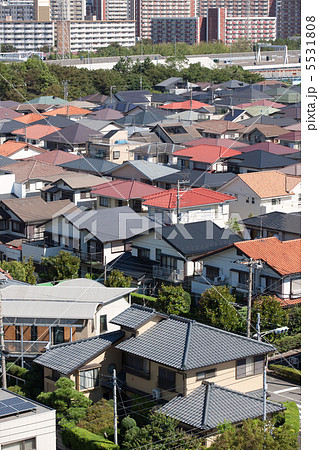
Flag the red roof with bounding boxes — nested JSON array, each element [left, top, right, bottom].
[[91, 179, 164, 200], [15, 113, 44, 124], [184, 138, 247, 148], [237, 142, 300, 155], [279, 131, 301, 141], [235, 100, 286, 109], [0, 141, 47, 157], [173, 145, 242, 163], [159, 100, 212, 111], [12, 125, 61, 140], [142, 187, 236, 209], [234, 237, 301, 276], [44, 106, 91, 117], [25, 149, 81, 165], [275, 296, 301, 308]]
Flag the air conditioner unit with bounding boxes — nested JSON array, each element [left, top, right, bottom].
[[152, 388, 161, 400]]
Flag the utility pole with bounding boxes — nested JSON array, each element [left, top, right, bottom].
[[176, 180, 180, 224], [263, 360, 267, 422], [234, 258, 263, 338], [257, 313, 261, 341], [113, 368, 118, 446], [0, 291, 7, 389]]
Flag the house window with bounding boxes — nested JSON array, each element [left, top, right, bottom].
[[2, 437, 36, 450], [137, 247, 150, 260], [246, 196, 250, 203], [31, 325, 37, 341], [161, 254, 177, 270], [158, 366, 176, 391], [100, 315, 107, 333], [123, 353, 150, 379], [52, 327, 64, 345], [238, 271, 249, 285], [206, 266, 219, 280], [12, 221, 24, 234], [79, 368, 99, 390], [99, 196, 109, 207], [251, 196, 255, 204], [196, 368, 216, 381], [236, 355, 264, 379], [156, 249, 161, 261], [272, 198, 281, 205], [0, 220, 8, 230], [113, 151, 120, 159]]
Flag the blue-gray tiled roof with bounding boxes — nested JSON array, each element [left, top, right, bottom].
[[110, 304, 158, 329], [115, 314, 274, 370], [35, 330, 124, 375], [161, 382, 284, 430]]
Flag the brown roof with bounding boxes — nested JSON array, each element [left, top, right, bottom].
[[12, 125, 61, 140], [242, 124, 289, 138], [1, 197, 76, 222], [237, 170, 300, 198], [25, 149, 81, 165], [3, 160, 66, 183], [196, 120, 246, 133], [43, 172, 107, 190]]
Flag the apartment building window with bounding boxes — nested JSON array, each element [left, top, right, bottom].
[[158, 366, 176, 391], [236, 355, 264, 379], [79, 368, 99, 390]]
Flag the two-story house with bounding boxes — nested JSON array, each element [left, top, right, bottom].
[[111, 304, 283, 442], [2, 278, 135, 365], [191, 237, 301, 306], [142, 187, 236, 227], [217, 170, 301, 220]]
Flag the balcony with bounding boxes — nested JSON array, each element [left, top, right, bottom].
[[22, 239, 70, 263], [75, 250, 104, 265], [4, 340, 48, 356], [153, 265, 184, 282]]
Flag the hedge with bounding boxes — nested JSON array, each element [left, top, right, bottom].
[[269, 364, 301, 384], [283, 401, 300, 434], [131, 292, 157, 306], [61, 426, 119, 450]]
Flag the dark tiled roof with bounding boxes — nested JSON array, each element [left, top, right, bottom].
[[58, 157, 118, 175], [116, 314, 274, 370], [161, 382, 284, 430], [35, 330, 124, 375], [110, 303, 158, 329], [115, 90, 151, 104], [104, 252, 156, 281], [152, 170, 237, 189], [42, 123, 103, 144], [32, 115, 75, 128], [240, 211, 301, 236], [226, 150, 297, 170]]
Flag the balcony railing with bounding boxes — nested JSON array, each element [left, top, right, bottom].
[[4, 340, 48, 355], [75, 251, 104, 264], [153, 266, 184, 282]]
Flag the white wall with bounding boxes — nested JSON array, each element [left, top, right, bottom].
[[0, 173, 15, 195]]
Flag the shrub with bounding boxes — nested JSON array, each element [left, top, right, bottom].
[[131, 292, 157, 306], [61, 426, 119, 449], [78, 399, 114, 437], [282, 401, 300, 434], [120, 416, 137, 435], [269, 364, 301, 384], [273, 333, 301, 353]]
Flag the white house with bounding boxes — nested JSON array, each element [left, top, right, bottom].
[[0, 389, 56, 449], [217, 170, 301, 220]]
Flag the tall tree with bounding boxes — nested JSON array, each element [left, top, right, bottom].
[[251, 295, 288, 331], [157, 284, 191, 316], [105, 269, 132, 287], [40, 251, 80, 282]]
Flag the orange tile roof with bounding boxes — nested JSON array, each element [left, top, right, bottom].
[[12, 125, 61, 140], [44, 105, 91, 116], [234, 237, 301, 276], [0, 141, 47, 157], [15, 113, 44, 124], [173, 144, 241, 163], [159, 100, 211, 111], [237, 170, 300, 198], [276, 297, 301, 307], [142, 187, 236, 209]]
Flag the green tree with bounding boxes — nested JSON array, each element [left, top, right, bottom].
[[77, 398, 114, 436], [105, 269, 132, 287], [287, 305, 301, 335], [251, 296, 289, 332], [37, 377, 91, 426], [40, 251, 80, 282], [210, 418, 298, 449], [197, 286, 240, 332], [0, 260, 26, 282], [23, 256, 37, 285], [157, 284, 191, 316]]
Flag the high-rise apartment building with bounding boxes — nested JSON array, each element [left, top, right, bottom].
[[0, 0, 34, 21], [197, 0, 270, 17], [34, 0, 50, 20], [133, 0, 196, 39], [276, 0, 300, 38], [50, 0, 86, 21]]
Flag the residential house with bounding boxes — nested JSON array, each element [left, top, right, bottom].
[[91, 180, 164, 212], [111, 304, 282, 442], [225, 150, 297, 174], [1, 278, 135, 362], [0, 389, 56, 449], [27, 95, 68, 106], [0, 106, 23, 120], [113, 90, 151, 105], [0, 141, 48, 160], [0, 197, 75, 261], [42, 123, 103, 153], [40, 205, 152, 273], [172, 144, 242, 172], [155, 170, 236, 190], [195, 120, 246, 140], [191, 237, 301, 306], [240, 211, 301, 241], [0, 119, 36, 144], [57, 157, 118, 177], [237, 114, 298, 128], [153, 77, 183, 93], [35, 331, 124, 401], [2, 160, 66, 198], [142, 188, 236, 227], [236, 142, 300, 156], [223, 108, 251, 122], [217, 170, 301, 220], [107, 160, 180, 185], [183, 137, 247, 149], [41, 172, 107, 207], [43, 105, 92, 120], [25, 149, 81, 166], [132, 142, 184, 165], [126, 220, 241, 283], [115, 107, 169, 128], [279, 131, 301, 150], [151, 123, 202, 144], [88, 108, 124, 121], [12, 124, 62, 147], [241, 124, 289, 144]]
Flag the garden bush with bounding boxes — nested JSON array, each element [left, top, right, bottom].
[[61, 426, 119, 450], [269, 364, 301, 384], [131, 292, 157, 306], [273, 333, 301, 353]]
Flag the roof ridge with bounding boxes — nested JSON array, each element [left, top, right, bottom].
[[47, 329, 123, 350], [201, 381, 213, 429], [181, 320, 194, 370]]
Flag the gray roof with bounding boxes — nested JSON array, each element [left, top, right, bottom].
[[42, 123, 103, 144], [109, 160, 180, 181], [32, 115, 75, 128], [154, 77, 183, 87], [161, 382, 284, 430], [35, 330, 124, 375], [64, 206, 152, 242], [226, 150, 297, 170], [115, 313, 274, 370], [111, 303, 158, 329], [240, 211, 301, 236], [132, 142, 184, 155], [155, 169, 236, 189], [58, 157, 118, 175]]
